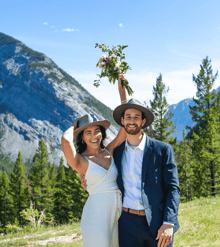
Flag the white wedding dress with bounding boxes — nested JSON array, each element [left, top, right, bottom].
[[81, 151, 122, 247]]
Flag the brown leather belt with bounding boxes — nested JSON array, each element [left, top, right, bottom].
[[123, 207, 146, 216]]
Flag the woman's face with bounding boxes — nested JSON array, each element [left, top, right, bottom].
[[82, 125, 102, 148]]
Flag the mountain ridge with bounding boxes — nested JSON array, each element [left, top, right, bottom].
[[0, 32, 118, 167]]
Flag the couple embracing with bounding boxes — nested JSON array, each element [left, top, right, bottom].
[[61, 74, 180, 247]]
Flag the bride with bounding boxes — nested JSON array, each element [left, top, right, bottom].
[[61, 74, 127, 247]]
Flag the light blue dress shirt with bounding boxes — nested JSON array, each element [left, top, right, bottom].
[[121, 133, 174, 226]]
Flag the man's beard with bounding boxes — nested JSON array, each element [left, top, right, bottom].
[[124, 124, 142, 135]]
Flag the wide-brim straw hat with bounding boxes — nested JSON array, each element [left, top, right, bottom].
[[73, 114, 111, 140], [113, 98, 154, 129]]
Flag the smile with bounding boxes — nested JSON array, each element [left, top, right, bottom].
[[91, 140, 98, 143], [128, 125, 136, 128]]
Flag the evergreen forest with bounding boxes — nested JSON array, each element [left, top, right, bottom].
[[0, 57, 220, 233]]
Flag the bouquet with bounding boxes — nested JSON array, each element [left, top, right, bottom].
[[94, 43, 134, 96]]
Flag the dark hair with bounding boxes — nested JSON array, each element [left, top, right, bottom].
[[76, 125, 107, 154], [121, 109, 146, 120]]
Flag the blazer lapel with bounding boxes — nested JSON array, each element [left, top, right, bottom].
[[142, 135, 153, 182]]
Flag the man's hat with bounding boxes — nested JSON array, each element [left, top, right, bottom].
[[73, 114, 111, 140], [113, 98, 154, 129]]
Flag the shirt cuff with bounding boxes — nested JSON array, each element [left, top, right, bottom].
[[163, 222, 174, 226]]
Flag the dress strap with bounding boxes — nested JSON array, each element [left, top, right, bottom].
[[105, 149, 112, 157], [83, 156, 89, 161]]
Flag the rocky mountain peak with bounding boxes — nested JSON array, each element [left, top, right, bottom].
[[0, 32, 118, 166]]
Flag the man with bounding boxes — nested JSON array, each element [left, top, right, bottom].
[[112, 98, 180, 247]]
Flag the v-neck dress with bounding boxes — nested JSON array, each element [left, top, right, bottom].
[[81, 153, 122, 247]]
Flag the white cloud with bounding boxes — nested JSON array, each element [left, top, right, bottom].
[[119, 23, 123, 27], [62, 28, 79, 32], [43, 22, 48, 25], [51, 26, 55, 28]]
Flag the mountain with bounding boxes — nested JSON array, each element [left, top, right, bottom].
[[0, 32, 118, 167], [168, 86, 220, 141]]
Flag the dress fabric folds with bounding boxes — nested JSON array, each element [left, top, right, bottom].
[[81, 156, 122, 247]]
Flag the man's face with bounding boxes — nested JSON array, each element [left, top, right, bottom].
[[121, 108, 146, 135]]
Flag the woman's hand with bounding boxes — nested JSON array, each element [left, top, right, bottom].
[[118, 73, 128, 104], [80, 174, 87, 190], [62, 126, 74, 143]]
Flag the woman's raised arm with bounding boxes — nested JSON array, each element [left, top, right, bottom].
[[106, 74, 128, 153], [61, 120, 86, 173]]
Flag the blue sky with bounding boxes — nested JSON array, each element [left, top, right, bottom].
[[1, 0, 220, 109]]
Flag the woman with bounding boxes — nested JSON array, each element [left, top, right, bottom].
[[61, 74, 127, 247]]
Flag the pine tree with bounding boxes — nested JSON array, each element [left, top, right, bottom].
[[10, 150, 27, 223], [30, 139, 52, 212], [0, 172, 14, 228], [24, 174, 33, 210], [175, 130, 194, 202], [187, 57, 220, 197], [53, 157, 70, 224], [146, 73, 176, 143], [65, 166, 89, 222], [48, 163, 57, 190]]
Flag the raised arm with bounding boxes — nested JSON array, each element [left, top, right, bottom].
[[61, 120, 87, 174], [118, 73, 128, 104], [106, 74, 128, 154]]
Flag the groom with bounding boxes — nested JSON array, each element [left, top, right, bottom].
[[112, 98, 180, 247]]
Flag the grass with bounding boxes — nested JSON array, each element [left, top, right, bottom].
[[174, 196, 220, 247], [0, 196, 219, 246]]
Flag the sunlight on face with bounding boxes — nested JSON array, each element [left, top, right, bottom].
[[121, 108, 146, 135], [82, 125, 102, 147]]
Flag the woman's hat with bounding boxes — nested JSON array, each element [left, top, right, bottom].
[[113, 98, 154, 129], [73, 114, 111, 140]]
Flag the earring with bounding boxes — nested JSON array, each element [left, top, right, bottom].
[[82, 140, 85, 144]]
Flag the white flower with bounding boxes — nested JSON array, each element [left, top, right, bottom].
[[111, 54, 116, 58], [101, 62, 106, 65], [101, 54, 107, 59], [116, 61, 121, 66]]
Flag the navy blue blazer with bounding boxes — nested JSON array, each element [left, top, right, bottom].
[[113, 134, 180, 238]]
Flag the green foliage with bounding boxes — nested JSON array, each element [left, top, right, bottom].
[[175, 130, 195, 202], [0, 143, 15, 178], [30, 139, 53, 212], [187, 57, 220, 197], [145, 73, 176, 144], [21, 46, 45, 62], [0, 171, 14, 229], [10, 151, 28, 223], [29, 61, 86, 92], [53, 157, 69, 224], [64, 166, 89, 222], [0, 32, 20, 47], [94, 43, 133, 95], [5, 218, 22, 234], [20, 201, 46, 231]]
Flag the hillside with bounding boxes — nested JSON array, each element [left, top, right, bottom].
[[0, 32, 118, 166]]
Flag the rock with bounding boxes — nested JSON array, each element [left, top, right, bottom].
[[0, 32, 118, 167]]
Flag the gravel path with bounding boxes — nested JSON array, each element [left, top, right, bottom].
[[0, 230, 82, 246]]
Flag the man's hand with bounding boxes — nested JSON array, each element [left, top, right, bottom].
[[156, 224, 173, 247], [80, 174, 87, 190]]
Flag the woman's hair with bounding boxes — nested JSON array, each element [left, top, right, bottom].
[[76, 125, 107, 154]]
